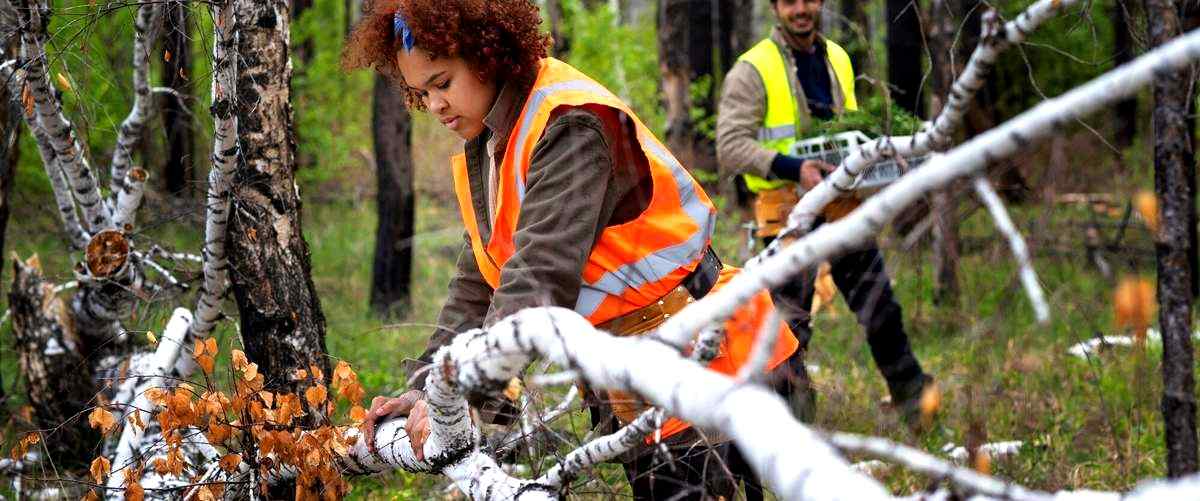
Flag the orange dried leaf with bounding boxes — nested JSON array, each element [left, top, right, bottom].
[[125, 479, 144, 501], [1134, 191, 1160, 234], [232, 349, 248, 369], [10, 432, 39, 460], [204, 337, 218, 357], [1114, 276, 1156, 332], [243, 362, 259, 381], [294, 368, 308, 380], [196, 486, 215, 501], [197, 354, 215, 375], [305, 384, 328, 407], [194, 339, 206, 357], [164, 50, 172, 63], [90, 456, 110, 483], [126, 410, 145, 431], [82, 489, 101, 501], [89, 407, 117, 434], [503, 377, 523, 402], [145, 388, 168, 407], [219, 453, 241, 473], [259, 391, 275, 408], [973, 450, 992, 475], [918, 381, 941, 428], [349, 405, 367, 424], [205, 423, 231, 446]]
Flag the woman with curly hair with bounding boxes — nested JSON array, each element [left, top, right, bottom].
[[345, 1, 799, 498]]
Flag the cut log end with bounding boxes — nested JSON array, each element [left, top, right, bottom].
[[85, 229, 130, 278]]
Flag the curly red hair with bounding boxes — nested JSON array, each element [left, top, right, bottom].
[[342, 0, 550, 110]]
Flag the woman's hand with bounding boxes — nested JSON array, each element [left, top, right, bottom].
[[362, 390, 431, 460]]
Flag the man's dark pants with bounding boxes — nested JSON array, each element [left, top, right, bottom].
[[762, 231, 928, 416]]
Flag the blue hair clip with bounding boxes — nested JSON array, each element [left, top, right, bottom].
[[393, 11, 416, 52]]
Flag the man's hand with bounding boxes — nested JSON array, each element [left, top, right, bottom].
[[362, 390, 431, 460], [799, 159, 835, 191]]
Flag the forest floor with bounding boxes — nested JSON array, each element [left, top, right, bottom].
[[0, 114, 1195, 500]]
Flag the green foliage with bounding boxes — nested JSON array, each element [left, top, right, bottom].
[[558, 0, 665, 136], [807, 94, 924, 138], [688, 74, 718, 141], [291, 1, 373, 189], [986, 0, 1117, 120]]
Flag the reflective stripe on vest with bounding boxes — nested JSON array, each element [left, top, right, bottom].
[[737, 37, 858, 193], [452, 58, 716, 326]]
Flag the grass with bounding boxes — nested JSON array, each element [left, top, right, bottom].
[[0, 115, 1196, 500]]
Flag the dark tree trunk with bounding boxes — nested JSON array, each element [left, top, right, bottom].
[[1183, 0, 1200, 299], [927, 0, 959, 305], [1113, 0, 1138, 149], [10, 258, 99, 465], [718, 0, 755, 75], [886, 0, 924, 117], [658, 0, 718, 176], [370, 76, 415, 319], [227, 0, 329, 400], [1144, 0, 1199, 478], [547, 0, 570, 56], [840, 0, 871, 78], [161, 0, 194, 198], [0, 26, 19, 294]]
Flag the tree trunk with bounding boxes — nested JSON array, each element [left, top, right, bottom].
[[1144, 0, 1199, 478], [658, 0, 718, 176], [0, 58, 14, 410], [226, 0, 330, 399], [1113, 0, 1139, 150], [10, 257, 99, 465], [927, 0, 960, 305], [886, 0, 924, 117], [161, 0, 193, 198], [840, 0, 871, 79], [547, 0, 570, 56], [370, 76, 415, 319], [1184, 0, 1200, 299], [718, 0, 755, 75]]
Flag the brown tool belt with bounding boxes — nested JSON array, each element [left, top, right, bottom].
[[753, 185, 863, 238], [590, 247, 722, 424]]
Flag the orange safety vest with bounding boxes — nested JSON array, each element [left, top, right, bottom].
[[451, 58, 798, 439]]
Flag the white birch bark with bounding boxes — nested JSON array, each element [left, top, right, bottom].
[[188, 0, 239, 343], [972, 176, 1049, 321], [14, 0, 111, 231], [105, 308, 193, 498], [113, 168, 148, 229], [109, 1, 160, 196]]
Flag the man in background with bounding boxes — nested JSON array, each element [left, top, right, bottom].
[[716, 0, 936, 425]]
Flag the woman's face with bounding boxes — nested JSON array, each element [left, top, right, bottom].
[[396, 49, 498, 140]]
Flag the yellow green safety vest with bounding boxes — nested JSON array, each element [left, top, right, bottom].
[[738, 37, 857, 193]]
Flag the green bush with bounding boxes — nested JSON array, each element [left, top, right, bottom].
[[558, 0, 665, 136]]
